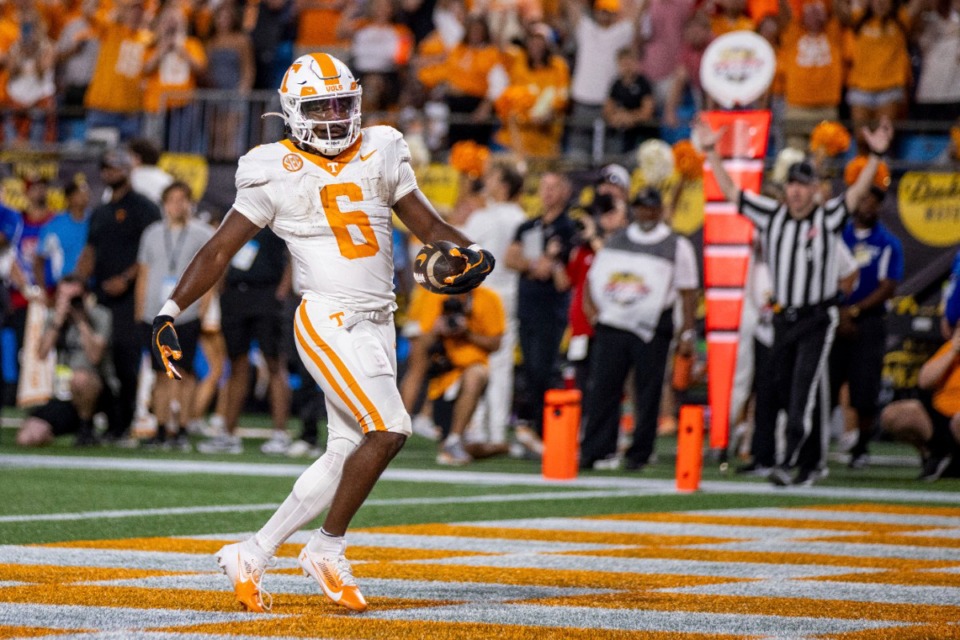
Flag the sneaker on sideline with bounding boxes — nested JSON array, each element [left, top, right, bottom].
[[919, 453, 952, 482], [215, 539, 274, 612], [592, 455, 622, 471], [411, 414, 441, 441], [286, 439, 321, 458], [736, 462, 772, 478], [514, 424, 544, 456], [198, 433, 243, 455], [299, 536, 367, 612], [436, 439, 471, 466], [768, 466, 792, 487], [848, 452, 869, 470], [261, 431, 291, 455]]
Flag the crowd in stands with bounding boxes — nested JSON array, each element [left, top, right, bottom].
[[0, 0, 955, 157], [0, 0, 958, 485]]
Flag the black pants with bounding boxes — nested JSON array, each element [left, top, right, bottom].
[[580, 312, 673, 467], [770, 306, 837, 472], [517, 313, 567, 435], [829, 313, 885, 453], [750, 338, 777, 467]]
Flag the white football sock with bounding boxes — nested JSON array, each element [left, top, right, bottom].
[[254, 440, 354, 555]]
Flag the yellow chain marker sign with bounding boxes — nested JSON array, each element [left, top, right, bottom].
[[897, 172, 960, 247]]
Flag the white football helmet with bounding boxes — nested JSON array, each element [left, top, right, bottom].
[[278, 53, 362, 157]]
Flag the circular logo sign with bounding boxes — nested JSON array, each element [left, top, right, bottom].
[[897, 172, 960, 247], [282, 153, 304, 172], [700, 31, 776, 109]]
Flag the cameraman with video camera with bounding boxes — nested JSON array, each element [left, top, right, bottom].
[[400, 286, 505, 465], [16, 275, 114, 447]]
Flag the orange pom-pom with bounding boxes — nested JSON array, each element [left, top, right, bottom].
[[450, 141, 490, 179], [951, 126, 960, 161], [494, 85, 536, 119], [843, 154, 891, 190], [672, 140, 704, 180], [809, 121, 852, 157]]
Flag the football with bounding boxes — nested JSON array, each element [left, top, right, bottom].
[[414, 241, 467, 293]]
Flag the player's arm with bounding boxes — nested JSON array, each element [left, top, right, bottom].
[[394, 190, 472, 247], [153, 210, 260, 379], [168, 209, 260, 312]]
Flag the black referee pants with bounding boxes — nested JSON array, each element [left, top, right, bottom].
[[770, 306, 838, 473], [749, 338, 777, 468], [579, 311, 672, 467]]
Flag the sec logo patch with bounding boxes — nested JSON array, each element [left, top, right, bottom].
[[282, 154, 304, 172]]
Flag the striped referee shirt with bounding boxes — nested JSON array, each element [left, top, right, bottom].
[[739, 191, 847, 309]]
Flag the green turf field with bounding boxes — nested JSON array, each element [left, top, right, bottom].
[[1, 424, 959, 639]]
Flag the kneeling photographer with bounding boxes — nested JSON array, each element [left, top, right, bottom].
[[400, 287, 505, 465], [16, 275, 115, 447]]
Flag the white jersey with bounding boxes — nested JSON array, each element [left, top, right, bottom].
[[232, 125, 418, 311]]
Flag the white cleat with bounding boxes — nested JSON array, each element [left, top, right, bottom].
[[215, 540, 273, 613], [299, 542, 368, 612]]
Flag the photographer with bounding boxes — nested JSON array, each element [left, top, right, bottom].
[[16, 275, 113, 447], [400, 287, 505, 465]]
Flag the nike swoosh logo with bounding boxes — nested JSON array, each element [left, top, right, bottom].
[[310, 557, 343, 602], [360, 150, 377, 161]]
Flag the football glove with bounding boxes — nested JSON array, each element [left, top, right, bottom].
[[152, 315, 182, 380], [443, 245, 495, 293]]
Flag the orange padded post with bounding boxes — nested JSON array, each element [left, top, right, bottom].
[[676, 405, 705, 492], [542, 389, 582, 481]]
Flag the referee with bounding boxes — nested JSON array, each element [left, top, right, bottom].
[[695, 117, 894, 486]]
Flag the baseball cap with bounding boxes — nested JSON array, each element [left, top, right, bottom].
[[786, 160, 817, 185], [598, 164, 630, 191], [631, 186, 662, 208], [101, 149, 133, 170]]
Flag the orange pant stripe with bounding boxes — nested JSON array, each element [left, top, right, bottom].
[[294, 310, 368, 433], [298, 304, 386, 432]]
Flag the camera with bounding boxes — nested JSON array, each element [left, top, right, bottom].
[[441, 297, 466, 330], [70, 295, 84, 310]]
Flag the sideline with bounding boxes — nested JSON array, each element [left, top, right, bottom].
[[3, 453, 960, 504]]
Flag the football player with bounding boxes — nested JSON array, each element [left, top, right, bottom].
[[150, 53, 494, 613]]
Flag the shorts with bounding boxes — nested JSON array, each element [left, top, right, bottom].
[[30, 398, 81, 436], [293, 297, 410, 442], [220, 286, 283, 360], [846, 87, 905, 109], [142, 319, 201, 374]]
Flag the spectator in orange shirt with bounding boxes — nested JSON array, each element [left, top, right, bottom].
[[710, 0, 755, 36], [337, 0, 414, 113], [294, 0, 349, 60], [838, 0, 925, 136], [5, 16, 57, 143], [779, 1, 844, 133], [143, 8, 208, 152], [494, 22, 569, 157], [56, 1, 100, 143], [417, 14, 507, 146], [84, 0, 153, 141]]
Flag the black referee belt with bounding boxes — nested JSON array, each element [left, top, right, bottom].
[[774, 301, 835, 322]]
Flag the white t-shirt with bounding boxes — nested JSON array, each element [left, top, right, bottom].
[[131, 166, 175, 206], [571, 17, 635, 105]]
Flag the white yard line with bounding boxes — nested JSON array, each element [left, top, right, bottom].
[[0, 489, 643, 524], [3, 453, 960, 504]]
